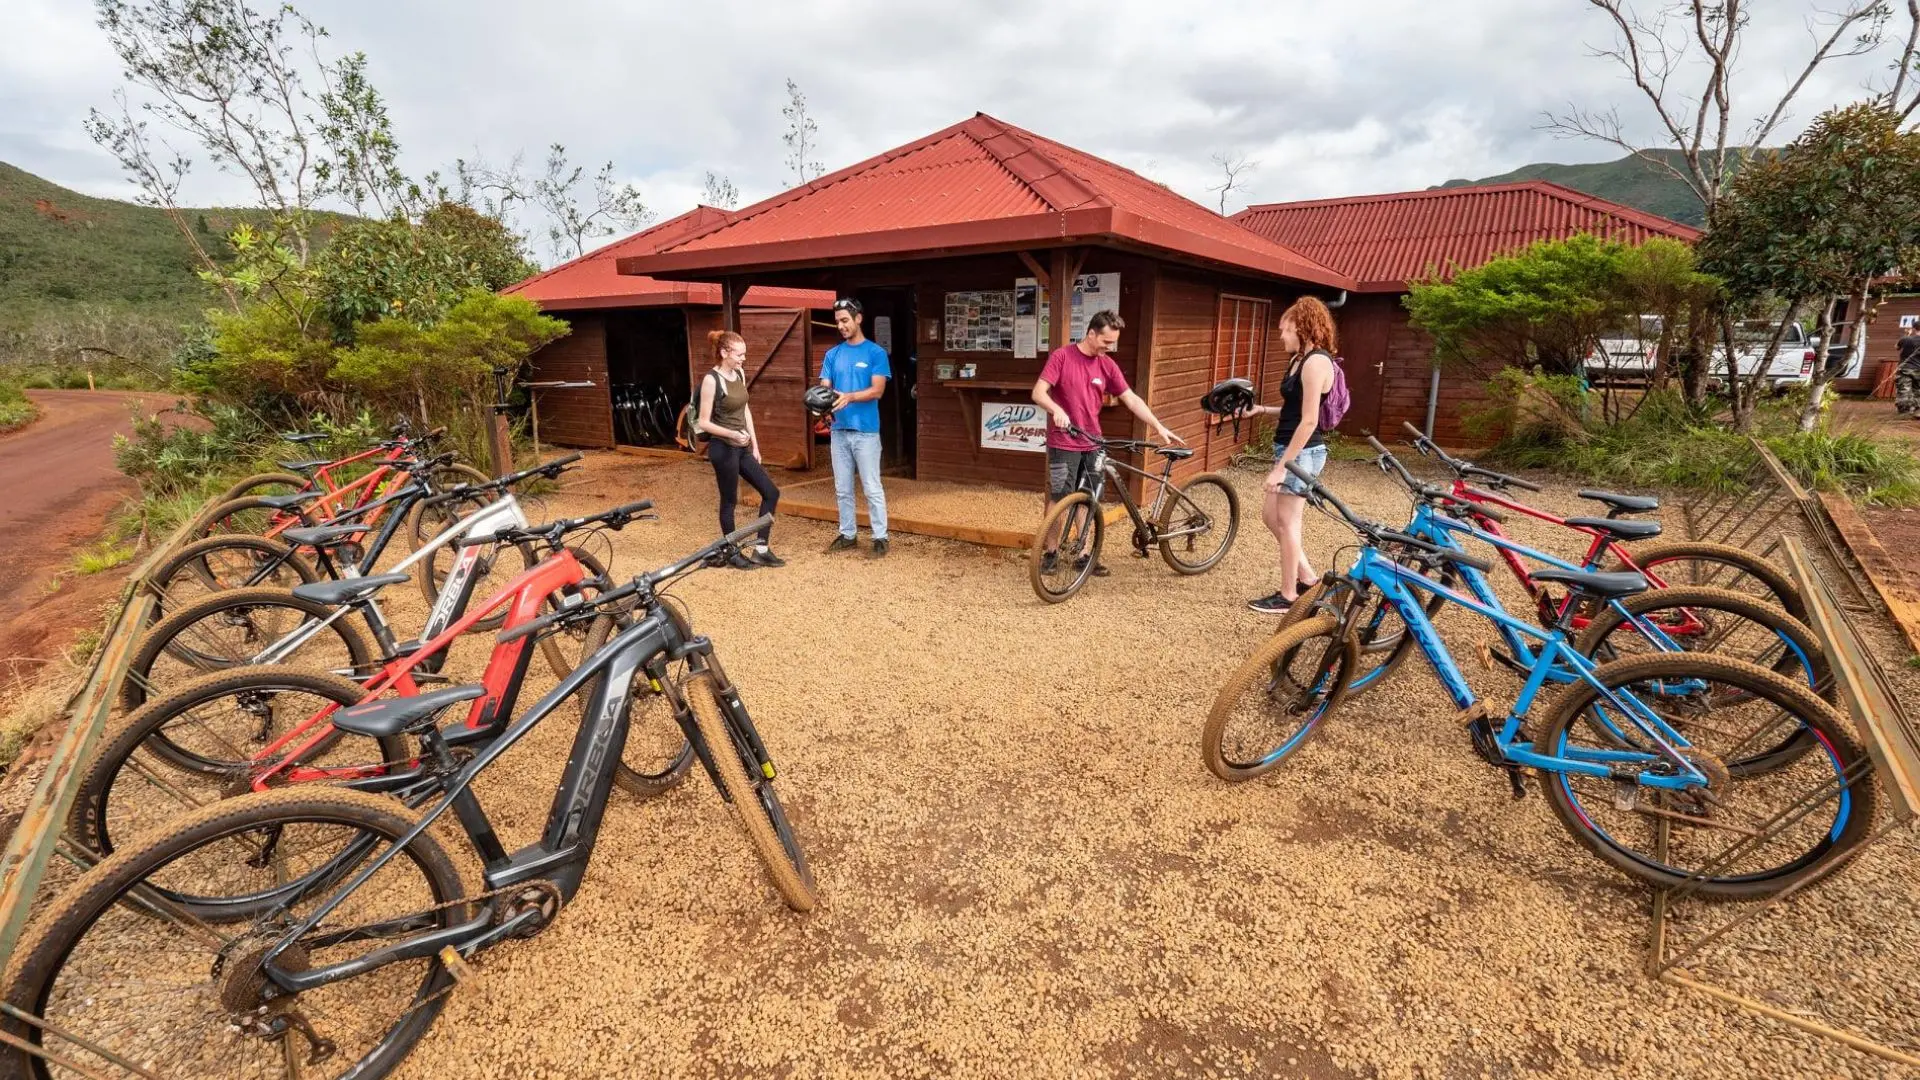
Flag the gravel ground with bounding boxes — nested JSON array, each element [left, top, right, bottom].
[[26, 450, 1920, 1078]]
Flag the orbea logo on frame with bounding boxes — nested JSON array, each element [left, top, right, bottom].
[[980, 402, 1047, 453]]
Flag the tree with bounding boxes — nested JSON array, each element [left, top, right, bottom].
[[1207, 151, 1257, 214], [782, 78, 823, 184], [530, 144, 652, 262], [1698, 103, 1920, 430], [701, 170, 740, 210], [1405, 234, 1719, 424], [1544, 0, 1919, 427]]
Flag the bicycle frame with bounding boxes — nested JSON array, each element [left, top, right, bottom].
[[1078, 441, 1204, 547], [258, 603, 708, 994], [1340, 544, 1711, 789]]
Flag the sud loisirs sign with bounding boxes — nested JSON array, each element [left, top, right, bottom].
[[980, 401, 1047, 453]]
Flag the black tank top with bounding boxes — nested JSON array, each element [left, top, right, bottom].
[[1276, 350, 1328, 448]]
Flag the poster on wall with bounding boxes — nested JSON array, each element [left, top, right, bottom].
[[1032, 273, 1122, 346], [1903, 314, 1918, 330], [873, 315, 893, 356], [980, 401, 1049, 453], [1013, 278, 1040, 358], [943, 290, 1016, 351]]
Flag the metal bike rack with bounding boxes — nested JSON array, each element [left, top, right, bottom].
[[1645, 534, 1920, 1069], [0, 516, 198, 1076]]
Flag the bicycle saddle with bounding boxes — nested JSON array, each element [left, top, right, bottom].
[[1529, 567, 1649, 599], [1576, 489, 1660, 515], [280, 432, 328, 444], [1156, 446, 1195, 460], [1564, 517, 1662, 542], [291, 572, 411, 607], [332, 684, 487, 739], [252, 492, 328, 510], [277, 459, 333, 473], [281, 524, 371, 549]]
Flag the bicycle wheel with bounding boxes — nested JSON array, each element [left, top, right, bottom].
[[72, 667, 409, 857], [145, 534, 320, 622], [1607, 541, 1804, 623], [1203, 614, 1359, 781], [684, 667, 817, 911], [1536, 652, 1875, 900], [122, 588, 377, 714], [404, 461, 494, 549], [213, 470, 312, 504], [1156, 472, 1240, 574], [4, 788, 463, 1078], [579, 605, 696, 799], [1030, 492, 1104, 603], [189, 494, 310, 540], [1343, 558, 1452, 697]]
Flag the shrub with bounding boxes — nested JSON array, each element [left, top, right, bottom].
[[0, 379, 36, 431]]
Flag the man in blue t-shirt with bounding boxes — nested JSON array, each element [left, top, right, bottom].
[[820, 297, 892, 555]]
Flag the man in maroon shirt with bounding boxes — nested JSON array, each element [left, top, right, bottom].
[[1030, 310, 1183, 574]]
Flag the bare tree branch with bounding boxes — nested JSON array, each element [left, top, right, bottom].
[[1206, 151, 1257, 214]]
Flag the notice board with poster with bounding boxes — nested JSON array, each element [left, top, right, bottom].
[[943, 291, 1016, 352], [1015, 273, 1122, 356]]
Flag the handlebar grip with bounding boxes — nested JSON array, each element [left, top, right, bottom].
[[1506, 474, 1543, 492], [1460, 498, 1505, 524], [1402, 421, 1426, 440], [609, 499, 654, 518], [496, 608, 565, 644], [426, 426, 447, 438], [548, 452, 584, 469], [1366, 435, 1390, 455]]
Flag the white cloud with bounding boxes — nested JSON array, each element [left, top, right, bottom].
[[1, 0, 1906, 256]]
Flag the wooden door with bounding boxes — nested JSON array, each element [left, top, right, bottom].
[[686, 308, 811, 469], [1336, 298, 1389, 435], [1203, 295, 1271, 469]]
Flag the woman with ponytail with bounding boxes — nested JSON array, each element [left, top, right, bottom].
[[697, 329, 783, 568]]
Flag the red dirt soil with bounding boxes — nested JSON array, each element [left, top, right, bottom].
[[1831, 397, 1920, 592], [0, 390, 188, 686]]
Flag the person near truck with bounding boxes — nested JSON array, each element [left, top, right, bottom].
[[1897, 329, 1920, 417]]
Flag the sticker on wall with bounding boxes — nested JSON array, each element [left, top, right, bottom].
[[980, 401, 1049, 453]]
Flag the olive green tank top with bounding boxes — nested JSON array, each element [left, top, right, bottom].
[[706, 368, 749, 434]]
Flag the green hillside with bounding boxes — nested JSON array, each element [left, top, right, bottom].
[[1436, 150, 1741, 227]]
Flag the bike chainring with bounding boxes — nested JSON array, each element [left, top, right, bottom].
[[494, 879, 564, 939], [1130, 528, 1150, 557]]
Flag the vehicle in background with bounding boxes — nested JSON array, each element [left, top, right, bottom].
[[1703, 319, 1818, 392], [1584, 314, 1663, 385]]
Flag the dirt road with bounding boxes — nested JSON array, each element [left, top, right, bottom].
[[0, 389, 184, 675]]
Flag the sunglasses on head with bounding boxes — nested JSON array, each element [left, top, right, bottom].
[[832, 299, 862, 314]]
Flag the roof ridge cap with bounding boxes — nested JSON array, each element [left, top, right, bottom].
[[964, 113, 1109, 212]]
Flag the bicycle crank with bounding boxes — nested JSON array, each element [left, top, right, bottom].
[[1460, 706, 1527, 800]]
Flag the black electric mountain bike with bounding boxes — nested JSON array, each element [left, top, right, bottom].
[[1, 517, 814, 1080]]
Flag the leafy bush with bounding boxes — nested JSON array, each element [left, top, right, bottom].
[[0, 379, 36, 431], [112, 402, 276, 501], [1477, 377, 1920, 505]]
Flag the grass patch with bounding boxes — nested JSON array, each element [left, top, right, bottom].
[[72, 542, 136, 575], [0, 670, 80, 775]]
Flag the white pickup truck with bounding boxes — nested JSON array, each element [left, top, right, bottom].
[[1586, 316, 1868, 390]]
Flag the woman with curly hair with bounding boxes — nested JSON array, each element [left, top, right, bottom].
[[1240, 296, 1337, 613]]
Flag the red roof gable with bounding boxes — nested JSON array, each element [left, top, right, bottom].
[[1232, 181, 1701, 293], [503, 206, 835, 311], [618, 114, 1353, 290]]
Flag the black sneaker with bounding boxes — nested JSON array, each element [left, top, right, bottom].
[[826, 535, 858, 553], [1074, 555, 1110, 578], [727, 552, 758, 570], [1039, 551, 1059, 574], [749, 548, 786, 568], [1248, 591, 1293, 614], [870, 538, 890, 557]]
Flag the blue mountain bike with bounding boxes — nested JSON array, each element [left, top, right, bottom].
[[1201, 463, 1875, 899]]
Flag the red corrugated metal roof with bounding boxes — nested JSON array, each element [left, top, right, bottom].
[[503, 206, 835, 311], [1232, 181, 1701, 292], [618, 114, 1353, 290]]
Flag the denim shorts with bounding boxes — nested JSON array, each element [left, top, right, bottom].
[[1279, 443, 1328, 497]]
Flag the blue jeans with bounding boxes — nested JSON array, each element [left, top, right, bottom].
[[830, 429, 888, 539]]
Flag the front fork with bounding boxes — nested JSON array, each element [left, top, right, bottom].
[[662, 641, 776, 802]]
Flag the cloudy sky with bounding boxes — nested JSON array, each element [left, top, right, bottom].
[[3, 0, 1908, 263]]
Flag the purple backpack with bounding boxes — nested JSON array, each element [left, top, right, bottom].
[[1316, 351, 1350, 431]]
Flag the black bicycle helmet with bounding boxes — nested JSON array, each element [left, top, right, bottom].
[[1200, 377, 1257, 417], [803, 384, 838, 415]]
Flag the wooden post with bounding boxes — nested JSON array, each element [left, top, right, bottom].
[[1048, 249, 1073, 351], [486, 367, 514, 478], [722, 277, 742, 333]]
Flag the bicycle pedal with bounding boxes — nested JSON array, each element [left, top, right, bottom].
[[1506, 768, 1527, 800], [1475, 643, 1494, 671], [438, 946, 478, 985]]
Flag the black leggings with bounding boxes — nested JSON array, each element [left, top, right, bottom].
[[707, 439, 778, 543]]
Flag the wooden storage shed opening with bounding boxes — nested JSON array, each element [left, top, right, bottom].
[[614, 113, 1356, 500]]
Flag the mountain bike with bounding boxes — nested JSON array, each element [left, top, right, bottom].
[[3, 519, 813, 1080], [1202, 462, 1874, 900], [73, 501, 667, 861], [208, 421, 443, 506], [1335, 437, 1827, 704], [1398, 422, 1803, 623], [1028, 424, 1239, 602], [122, 456, 592, 715]]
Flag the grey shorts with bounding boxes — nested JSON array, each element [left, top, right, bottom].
[[1047, 448, 1098, 499], [1278, 443, 1329, 497]]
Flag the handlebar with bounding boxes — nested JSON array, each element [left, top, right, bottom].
[[1283, 460, 1493, 573], [1398, 421, 1541, 492], [434, 453, 583, 502], [477, 498, 654, 549], [1364, 435, 1507, 524]]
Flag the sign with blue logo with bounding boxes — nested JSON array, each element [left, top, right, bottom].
[[980, 401, 1048, 453]]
